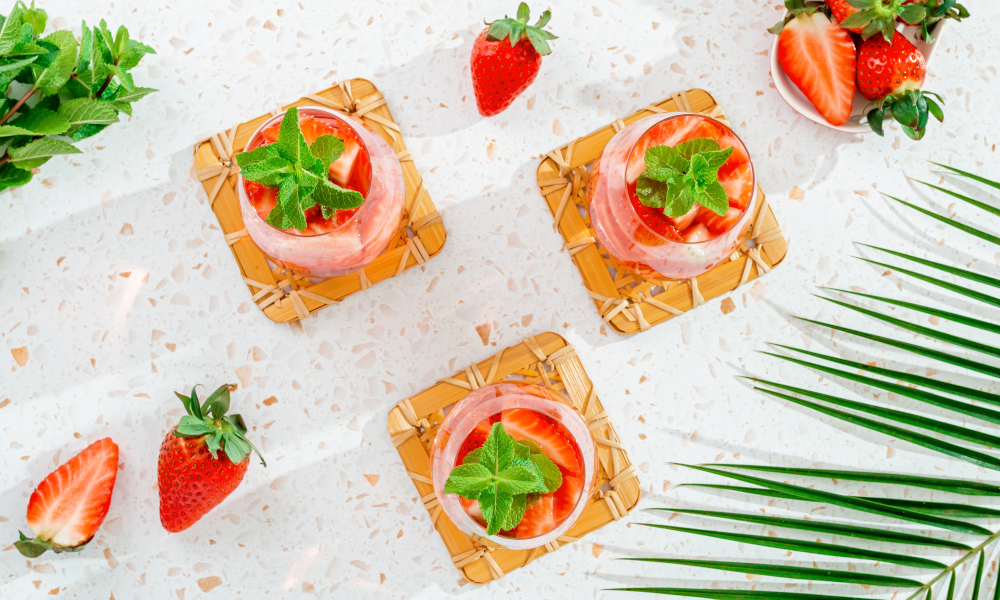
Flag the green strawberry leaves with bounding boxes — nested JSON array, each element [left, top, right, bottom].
[[234, 107, 365, 231], [172, 384, 266, 467], [637, 136, 734, 218], [863, 90, 945, 141], [443, 422, 565, 536], [485, 2, 557, 56]]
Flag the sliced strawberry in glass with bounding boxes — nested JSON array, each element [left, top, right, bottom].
[[515, 494, 556, 538], [682, 223, 712, 243], [697, 206, 745, 237], [718, 163, 754, 210], [501, 409, 582, 475], [552, 471, 584, 525], [718, 133, 750, 168], [331, 137, 363, 188]]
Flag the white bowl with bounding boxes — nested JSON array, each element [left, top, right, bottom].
[[770, 20, 946, 134]]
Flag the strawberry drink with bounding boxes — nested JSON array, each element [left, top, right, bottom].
[[236, 106, 405, 278], [587, 113, 756, 280], [431, 382, 597, 550]]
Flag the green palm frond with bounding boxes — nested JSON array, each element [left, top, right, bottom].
[[620, 165, 1000, 600]]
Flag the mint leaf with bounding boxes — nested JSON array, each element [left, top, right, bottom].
[[0, 107, 70, 137], [266, 204, 288, 229], [22, 4, 46, 36], [644, 145, 688, 179], [443, 463, 495, 499], [118, 39, 155, 71], [58, 98, 119, 127], [462, 447, 483, 465], [700, 147, 735, 170], [0, 162, 32, 192], [7, 43, 50, 56], [0, 4, 24, 55], [530, 453, 563, 494], [687, 153, 718, 187], [699, 182, 730, 216], [276, 107, 314, 168], [521, 439, 542, 455], [513, 441, 530, 460], [240, 156, 294, 187], [278, 177, 307, 231], [313, 179, 365, 217], [495, 462, 542, 495], [111, 86, 155, 103], [8, 138, 81, 169], [500, 494, 527, 531], [309, 134, 344, 169], [675, 137, 719, 159], [34, 30, 78, 95], [236, 144, 280, 168], [478, 487, 513, 536], [480, 422, 517, 476]]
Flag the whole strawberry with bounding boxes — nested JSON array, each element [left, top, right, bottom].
[[471, 3, 557, 117], [857, 32, 944, 140], [825, 0, 924, 39], [158, 384, 265, 533]]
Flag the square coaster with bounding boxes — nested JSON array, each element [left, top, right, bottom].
[[192, 78, 446, 323], [387, 332, 639, 584], [536, 89, 787, 335]]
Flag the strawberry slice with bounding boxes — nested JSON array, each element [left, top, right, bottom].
[[16, 438, 119, 557], [515, 494, 556, 538], [456, 418, 493, 466], [697, 207, 745, 237], [552, 471, 585, 525], [774, 10, 857, 127], [682, 223, 712, 243], [718, 163, 754, 211], [501, 409, 581, 475], [330, 138, 362, 188]]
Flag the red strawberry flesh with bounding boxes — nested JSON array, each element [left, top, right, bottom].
[[25, 438, 119, 550]]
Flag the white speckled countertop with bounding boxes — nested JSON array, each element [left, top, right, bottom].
[[3, 0, 1000, 598]]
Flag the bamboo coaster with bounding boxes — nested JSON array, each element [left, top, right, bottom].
[[387, 332, 639, 584], [192, 78, 446, 323], [536, 89, 787, 335]]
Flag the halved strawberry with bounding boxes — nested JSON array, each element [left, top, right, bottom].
[[515, 494, 556, 538], [771, 6, 857, 127], [15, 438, 119, 557], [501, 409, 582, 475], [718, 163, 754, 211]]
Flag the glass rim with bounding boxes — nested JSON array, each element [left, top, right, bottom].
[[623, 112, 756, 246], [237, 106, 373, 238]]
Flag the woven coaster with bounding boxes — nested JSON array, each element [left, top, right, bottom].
[[387, 332, 639, 584], [192, 78, 446, 323], [536, 88, 787, 335]]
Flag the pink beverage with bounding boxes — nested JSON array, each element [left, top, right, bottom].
[[236, 107, 405, 278], [430, 382, 597, 550], [587, 113, 757, 280]]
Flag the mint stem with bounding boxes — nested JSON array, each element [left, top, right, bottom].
[[0, 85, 38, 126]]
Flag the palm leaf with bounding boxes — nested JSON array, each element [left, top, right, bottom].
[[709, 465, 1000, 497], [972, 551, 985, 600], [678, 464, 990, 535], [750, 378, 1000, 449], [639, 524, 946, 569], [857, 256, 1000, 309], [794, 319, 1000, 379], [607, 589, 867, 600], [911, 178, 1000, 218], [931, 162, 1000, 192], [618, 559, 924, 587], [772, 344, 1000, 406], [867, 499, 1000, 519], [754, 386, 1000, 472], [647, 508, 971, 549], [860, 244, 1000, 291], [762, 352, 1000, 425], [823, 288, 1000, 336], [884, 193, 1000, 247], [816, 295, 1000, 359]]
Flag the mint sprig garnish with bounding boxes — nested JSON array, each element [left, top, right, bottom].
[[236, 106, 364, 232], [444, 422, 563, 536], [636, 137, 734, 219]]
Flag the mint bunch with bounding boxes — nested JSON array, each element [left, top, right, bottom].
[[636, 137, 734, 219], [0, 2, 156, 192], [236, 106, 365, 232], [444, 422, 563, 536]]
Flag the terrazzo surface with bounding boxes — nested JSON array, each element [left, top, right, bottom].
[[3, 0, 1000, 598]]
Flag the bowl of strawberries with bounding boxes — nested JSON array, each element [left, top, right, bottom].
[[769, 0, 968, 140]]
